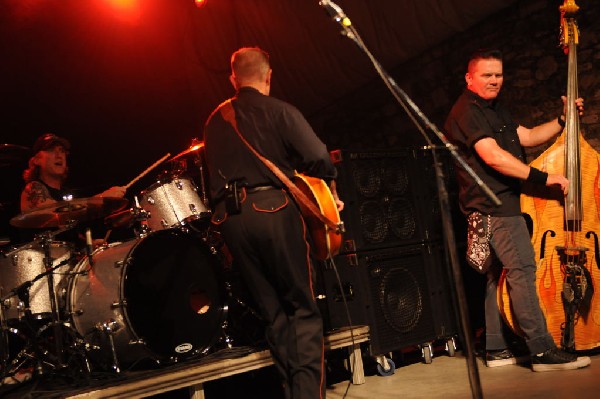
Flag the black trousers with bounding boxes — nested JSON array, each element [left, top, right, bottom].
[[215, 188, 325, 399]]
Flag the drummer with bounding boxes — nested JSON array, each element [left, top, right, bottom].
[[18, 133, 127, 247], [20, 133, 126, 212]]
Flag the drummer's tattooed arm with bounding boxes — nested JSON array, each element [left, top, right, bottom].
[[22, 181, 54, 211]]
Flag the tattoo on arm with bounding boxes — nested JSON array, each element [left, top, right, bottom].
[[25, 181, 51, 209]]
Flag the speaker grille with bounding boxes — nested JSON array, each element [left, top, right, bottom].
[[379, 266, 422, 333], [362, 244, 456, 355]]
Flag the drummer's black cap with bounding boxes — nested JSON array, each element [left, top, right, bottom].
[[32, 133, 70, 156]]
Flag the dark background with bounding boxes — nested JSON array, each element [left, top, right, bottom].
[[0, 0, 517, 205]]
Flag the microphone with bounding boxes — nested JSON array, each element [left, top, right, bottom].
[[85, 228, 95, 266], [319, 0, 352, 27]]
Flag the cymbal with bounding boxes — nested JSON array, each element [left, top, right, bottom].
[[170, 141, 204, 162], [10, 197, 129, 229], [0, 143, 30, 166]]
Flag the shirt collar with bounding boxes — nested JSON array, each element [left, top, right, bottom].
[[465, 88, 497, 109], [237, 86, 262, 95]]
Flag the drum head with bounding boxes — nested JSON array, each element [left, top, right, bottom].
[[123, 229, 225, 361]]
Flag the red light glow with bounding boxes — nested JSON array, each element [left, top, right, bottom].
[[107, 0, 137, 10], [105, 0, 140, 23]]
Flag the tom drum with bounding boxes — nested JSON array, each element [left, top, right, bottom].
[[140, 175, 210, 231]]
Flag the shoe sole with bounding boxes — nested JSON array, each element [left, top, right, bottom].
[[532, 356, 591, 372], [486, 355, 530, 368]]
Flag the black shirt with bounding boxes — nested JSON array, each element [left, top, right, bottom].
[[39, 180, 69, 202], [444, 89, 524, 216], [203, 87, 337, 203]]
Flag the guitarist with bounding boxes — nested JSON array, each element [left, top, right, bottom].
[[202, 47, 343, 399]]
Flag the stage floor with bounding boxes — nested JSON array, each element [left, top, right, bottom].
[[3, 345, 599, 398], [326, 350, 600, 399]]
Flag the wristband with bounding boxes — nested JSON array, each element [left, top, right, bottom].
[[527, 167, 548, 185], [557, 116, 565, 128]]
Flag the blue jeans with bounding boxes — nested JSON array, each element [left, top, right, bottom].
[[484, 215, 555, 354]]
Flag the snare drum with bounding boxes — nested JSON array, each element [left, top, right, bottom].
[[67, 229, 225, 365], [140, 175, 210, 231], [0, 242, 73, 320]]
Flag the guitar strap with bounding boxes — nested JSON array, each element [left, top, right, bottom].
[[219, 99, 341, 233]]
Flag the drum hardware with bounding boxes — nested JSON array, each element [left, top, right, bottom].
[[0, 326, 35, 381], [217, 277, 266, 350], [168, 138, 210, 210], [111, 301, 126, 308], [95, 320, 122, 373], [0, 316, 88, 382], [132, 195, 151, 238]]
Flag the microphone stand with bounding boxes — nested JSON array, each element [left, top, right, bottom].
[[319, 2, 502, 398]]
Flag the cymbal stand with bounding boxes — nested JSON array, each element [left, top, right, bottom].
[[0, 302, 35, 384], [0, 286, 10, 379], [39, 230, 68, 370], [190, 138, 209, 206]]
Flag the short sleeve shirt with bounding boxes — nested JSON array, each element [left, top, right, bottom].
[[444, 89, 524, 216]]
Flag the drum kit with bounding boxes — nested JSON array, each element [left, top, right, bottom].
[[0, 140, 261, 385]]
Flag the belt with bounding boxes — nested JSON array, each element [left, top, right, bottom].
[[245, 185, 279, 193]]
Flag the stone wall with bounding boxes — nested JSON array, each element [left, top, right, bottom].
[[310, 0, 600, 161]]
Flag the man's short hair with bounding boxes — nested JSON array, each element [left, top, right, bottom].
[[467, 49, 503, 73], [230, 47, 270, 85]]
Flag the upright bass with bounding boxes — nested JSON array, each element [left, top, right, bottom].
[[499, 0, 600, 351]]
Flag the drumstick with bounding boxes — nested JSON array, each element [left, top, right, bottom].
[[103, 229, 112, 244], [124, 153, 171, 190]]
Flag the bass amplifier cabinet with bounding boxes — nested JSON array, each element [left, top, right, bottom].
[[331, 149, 452, 254], [318, 242, 458, 355]]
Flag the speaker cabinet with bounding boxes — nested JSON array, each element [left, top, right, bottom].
[[331, 149, 444, 253], [316, 255, 370, 332], [319, 242, 457, 355], [365, 243, 457, 355]]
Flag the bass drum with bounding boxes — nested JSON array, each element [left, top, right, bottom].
[[67, 229, 225, 366]]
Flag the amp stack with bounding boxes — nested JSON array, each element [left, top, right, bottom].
[[317, 148, 458, 357]]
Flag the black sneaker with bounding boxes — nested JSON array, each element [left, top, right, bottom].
[[485, 348, 529, 368], [531, 347, 591, 372]]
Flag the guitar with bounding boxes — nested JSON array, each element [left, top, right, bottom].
[[292, 173, 343, 260]]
